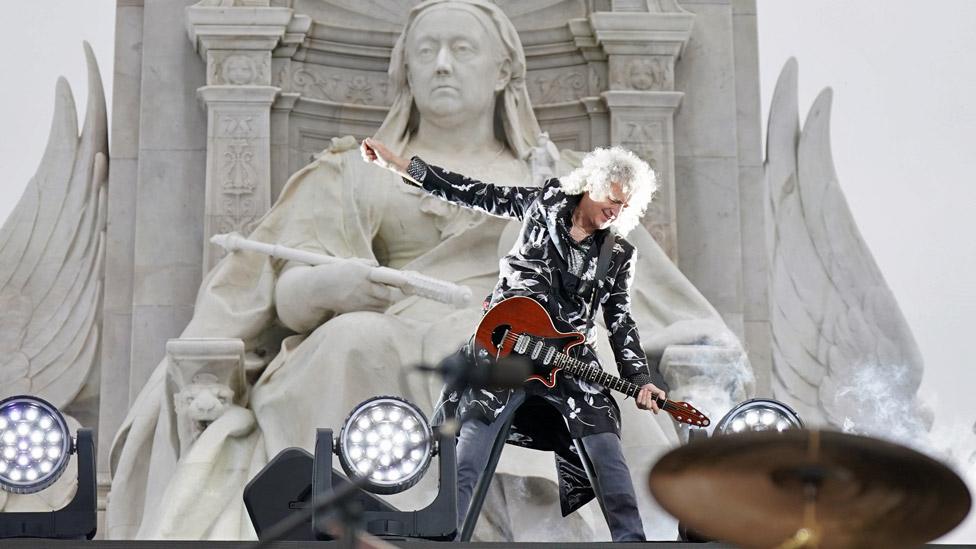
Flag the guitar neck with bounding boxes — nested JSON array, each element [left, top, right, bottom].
[[552, 349, 673, 412]]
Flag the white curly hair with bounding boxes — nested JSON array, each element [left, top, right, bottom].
[[559, 146, 657, 236]]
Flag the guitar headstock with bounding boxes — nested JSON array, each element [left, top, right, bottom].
[[664, 400, 710, 428]]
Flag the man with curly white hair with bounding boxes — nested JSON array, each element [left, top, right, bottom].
[[363, 138, 663, 542]]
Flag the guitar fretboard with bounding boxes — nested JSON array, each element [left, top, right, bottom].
[[507, 332, 671, 410]]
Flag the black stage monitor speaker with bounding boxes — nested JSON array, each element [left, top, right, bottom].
[[243, 445, 398, 541]]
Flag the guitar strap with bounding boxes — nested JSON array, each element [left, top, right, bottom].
[[584, 231, 616, 337]]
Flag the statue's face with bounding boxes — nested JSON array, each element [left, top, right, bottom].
[[405, 8, 509, 124]]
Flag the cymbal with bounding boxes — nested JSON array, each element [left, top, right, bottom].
[[648, 429, 971, 549]]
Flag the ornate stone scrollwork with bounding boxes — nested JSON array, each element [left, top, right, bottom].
[[527, 69, 588, 104], [216, 114, 259, 234], [289, 65, 391, 105]]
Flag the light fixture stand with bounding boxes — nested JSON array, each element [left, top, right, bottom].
[[312, 428, 456, 540]]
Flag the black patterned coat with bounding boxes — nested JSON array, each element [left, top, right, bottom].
[[406, 158, 653, 514]]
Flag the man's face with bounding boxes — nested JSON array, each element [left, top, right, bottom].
[[578, 181, 631, 230], [405, 9, 507, 124]]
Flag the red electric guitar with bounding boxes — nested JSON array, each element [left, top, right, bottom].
[[475, 296, 710, 428]]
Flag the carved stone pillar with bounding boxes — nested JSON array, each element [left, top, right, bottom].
[[185, 2, 308, 272], [589, 5, 694, 261]]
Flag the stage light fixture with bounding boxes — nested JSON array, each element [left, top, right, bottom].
[[246, 395, 456, 542], [0, 396, 72, 495], [0, 395, 96, 539], [336, 396, 433, 495], [715, 398, 803, 435]]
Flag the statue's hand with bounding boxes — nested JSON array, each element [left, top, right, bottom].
[[312, 260, 394, 314], [275, 260, 394, 332], [361, 137, 410, 174]]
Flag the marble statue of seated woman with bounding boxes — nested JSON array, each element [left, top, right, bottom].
[[107, 0, 752, 541]]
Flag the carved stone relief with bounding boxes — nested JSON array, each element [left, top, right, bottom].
[[623, 119, 663, 145], [273, 62, 289, 89], [209, 52, 271, 86], [618, 120, 676, 258], [216, 114, 260, 235], [288, 64, 391, 105], [610, 56, 673, 91], [527, 67, 588, 105], [165, 338, 246, 456], [588, 65, 602, 94]]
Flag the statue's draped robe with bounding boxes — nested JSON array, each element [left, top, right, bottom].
[[108, 144, 729, 540]]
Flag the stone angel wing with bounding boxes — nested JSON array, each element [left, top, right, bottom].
[[764, 58, 924, 427], [0, 43, 108, 410]]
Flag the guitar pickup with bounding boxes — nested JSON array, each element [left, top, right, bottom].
[[531, 341, 543, 360], [543, 347, 555, 365], [514, 335, 530, 354]]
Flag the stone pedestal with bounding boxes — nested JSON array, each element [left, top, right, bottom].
[[588, 8, 694, 261], [185, 2, 307, 272]]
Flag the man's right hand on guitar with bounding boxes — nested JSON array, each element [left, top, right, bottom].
[[636, 383, 666, 414]]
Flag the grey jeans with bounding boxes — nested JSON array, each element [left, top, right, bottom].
[[455, 389, 646, 542]]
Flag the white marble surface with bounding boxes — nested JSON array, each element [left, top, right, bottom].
[[731, 0, 768, 389], [764, 59, 924, 428], [127, 0, 209, 406], [674, 155, 744, 337], [0, 43, 108, 512]]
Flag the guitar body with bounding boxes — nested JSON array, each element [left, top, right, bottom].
[[475, 296, 584, 388], [475, 296, 712, 428]]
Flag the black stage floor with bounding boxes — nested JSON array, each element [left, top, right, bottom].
[[0, 542, 972, 548]]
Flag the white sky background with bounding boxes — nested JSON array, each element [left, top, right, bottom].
[[0, 0, 974, 542]]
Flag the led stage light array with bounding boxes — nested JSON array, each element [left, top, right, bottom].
[[337, 396, 433, 494], [0, 396, 72, 494]]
